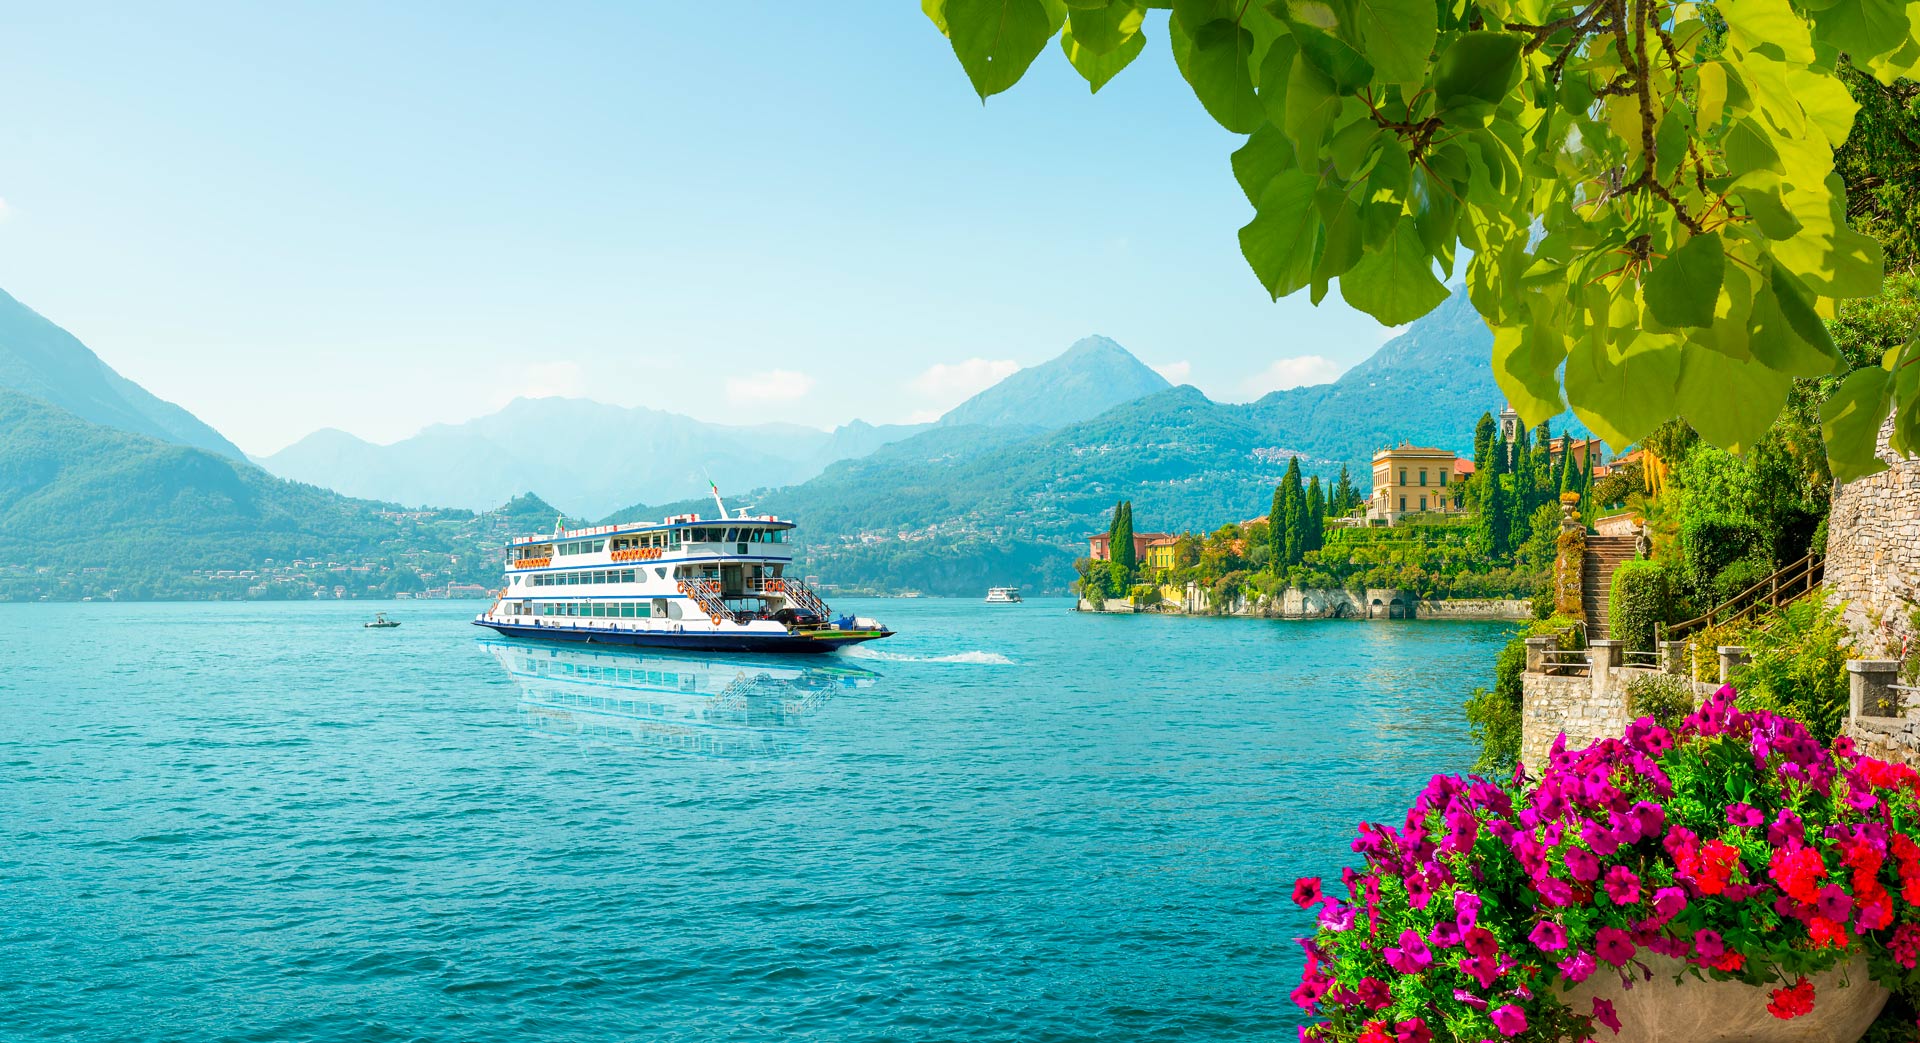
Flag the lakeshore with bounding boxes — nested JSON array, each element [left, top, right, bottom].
[[1077, 584, 1532, 620]]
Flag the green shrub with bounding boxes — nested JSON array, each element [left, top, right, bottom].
[[1713, 556, 1772, 603], [1129, 584, 1161, 606], [1607, 558, 1672, 652], [1726, 595, 1857, 742], [1624, 672, 1694, 730]]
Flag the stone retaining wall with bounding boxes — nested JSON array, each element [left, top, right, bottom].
[[1827, 415, 1920, 658], [1418, 598, 1533, 620]]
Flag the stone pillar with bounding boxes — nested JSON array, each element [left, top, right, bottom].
[[1553, 494, 1586, 618], [1849, 659, 1902, 719], [1717, 646, 1750, 685], [1659, 640, 1687, 676], [1590, 639, 1623, 675], [1525, 635, 1555, 673]]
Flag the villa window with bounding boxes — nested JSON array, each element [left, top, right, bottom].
[[1420, 496, 1427, 510], [1399, 469, 1407, 485], [1439, 472, 1448, 487], [1419, 470, 1427, 486], [1399, 496, 1406, 511]]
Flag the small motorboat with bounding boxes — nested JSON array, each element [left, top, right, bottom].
[[365, 613, 401, 629]]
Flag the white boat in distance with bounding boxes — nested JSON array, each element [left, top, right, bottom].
[[474, 490, 892, 654], [984, 586, 1022, 604]]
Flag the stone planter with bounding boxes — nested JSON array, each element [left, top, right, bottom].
[[1562, 953, 1888, 1043]]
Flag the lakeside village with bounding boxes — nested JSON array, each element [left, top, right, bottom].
[[1074, 404, 1622, 621]]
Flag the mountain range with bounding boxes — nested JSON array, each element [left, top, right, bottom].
[[255, 333, 1177, 516], [0, 283, 1541, 598]]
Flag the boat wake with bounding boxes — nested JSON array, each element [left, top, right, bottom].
[[845, 647, 1014, 665]]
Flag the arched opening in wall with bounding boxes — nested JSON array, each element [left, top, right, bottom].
[[1389, 597, 1409, 619], [1330, 602, 1354, 619], [1369, 598, 1384, 619]]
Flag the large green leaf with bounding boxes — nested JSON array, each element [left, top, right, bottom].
[[1810, 0, 1910, 66], [1565, 331, 1683, 450], [1240, 168, 1323, 299], [1642, 231, 1725, 329], [1284, 51, 1343, 150], [1766, 261, 1843, 372], [1291, 23, 1373, 94], [1821, 366, 1893, 481], [1491, 316, 1569, 426], [1179, 18, 1263, 132], [1350, 0, 1434, 83], [1337, 221, 1448, 324], [1433, 32, 1523, 113], [1065, 0, 1146, 54], [1675, 342, 1792, 453], [1060, 18, 1146, 90], [943, 0, 1068, 100], [1231, 121, 1298, 204]]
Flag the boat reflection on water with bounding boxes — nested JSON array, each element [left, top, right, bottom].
[[480, 640, 878, 758]]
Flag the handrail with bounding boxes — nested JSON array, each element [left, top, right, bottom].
[[1664, 552, 1823, 641]]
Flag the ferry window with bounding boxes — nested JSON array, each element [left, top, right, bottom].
[[654, 567, 667, 579], [593, 540, 605, 553], [594, 571, 606, 583], [623, 569, 636, 582], [670, 531, 682, 547]]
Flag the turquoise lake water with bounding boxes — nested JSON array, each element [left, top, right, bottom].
[[0, 598, 1509, 1041]]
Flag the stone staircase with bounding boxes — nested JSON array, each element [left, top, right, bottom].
[[1581, 535, 1639, 636]]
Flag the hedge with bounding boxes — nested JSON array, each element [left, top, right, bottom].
[[1608, 558, 1671, 653]]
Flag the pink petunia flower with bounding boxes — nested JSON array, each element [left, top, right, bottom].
[[1528, 920, 1569, 953], [1558, 950, 1596, 983], [1592, 997, 1622, 1034], [1595, 927, 1637, 966], [1602, 865, 1641, 905], [1489, 1004, 1528, 1037], [1292, 877, 1323, 908]]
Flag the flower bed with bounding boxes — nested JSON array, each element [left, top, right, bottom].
[[1293, 686, 1920, 1042]]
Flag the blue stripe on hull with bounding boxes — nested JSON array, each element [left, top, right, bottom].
[[471, 620, 881, 655]]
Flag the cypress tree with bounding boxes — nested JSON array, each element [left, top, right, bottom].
[[1334, 465, 1355, 515], [1480, 436, 1510, 558], [1558, 444, 1576, 495], [1278, 457, 1306, 568], [1269, 483, 1287, 570], [1305, 475, 1325, 553], [1532, 421, 1553, 476], [1507, 448, 1534, 560], [1473, 412, 1496, 474], [1112, 500, 1136, 575]]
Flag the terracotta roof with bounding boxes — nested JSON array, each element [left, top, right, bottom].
[[1453, 459, 1476, 475]]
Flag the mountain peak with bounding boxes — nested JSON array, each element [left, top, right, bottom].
[[935, 334, 1171, 430]]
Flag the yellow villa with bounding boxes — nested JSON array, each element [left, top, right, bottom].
[[1369, 443, 1465, 525]]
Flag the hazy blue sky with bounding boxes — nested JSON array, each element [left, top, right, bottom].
[[0, 4, 1403, 455]]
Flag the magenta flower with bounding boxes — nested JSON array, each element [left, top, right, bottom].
[[1428, 920, 1463, 949], [1565, 846, 1600, 882], [1356, 977, 1392, 1010], [1385, 928, 1433, 973], [1817, 885, 1854, 922], [1651, 887, 1687, 923], [1394, 1018, 1432, 1043], [1489, 1004, 1528, 1037], [1557, 950, 1596, 983], [1533, 873, 1574, 906], [1595, 927, 1637, 966], [1726, 804, 1763, 829], [1583, 817, 1622, 856], [1528, 920, 1568, 953], [1453, 988, 1488, 1010], [1592, 997, 1622, 1034], [1602, 865, 1641, 905], [1292, 877, 1323, 908], [1319, 902, 1355, 931], [1630, 801, 1664, 840], [1693, 929, 1725, 960], [1405, 873, 1433, 910], [1454, 890, 1482, 931]]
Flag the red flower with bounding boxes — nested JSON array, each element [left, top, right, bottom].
[[1357, 1020, 1393, 1043], [1292, 877, 1323, 908], [1767, 977, 1816, 1020]]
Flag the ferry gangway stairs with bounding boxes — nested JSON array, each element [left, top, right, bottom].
[[677, 578, 733, 625], [767, 577, 829, 619]]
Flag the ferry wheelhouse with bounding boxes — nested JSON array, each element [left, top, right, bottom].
[[473, 506, 891, 654]]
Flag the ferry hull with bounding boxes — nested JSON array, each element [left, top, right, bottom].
[[471, 619, 891, 654]]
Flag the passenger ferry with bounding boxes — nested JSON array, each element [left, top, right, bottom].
[[473, 496, 891, 654], [984, 586, 1022, 604]]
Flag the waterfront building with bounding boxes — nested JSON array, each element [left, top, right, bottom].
[[1546, 433, 1607, 472], [1088, 531, 1173, 563], [1368, 443, 1464, 525]]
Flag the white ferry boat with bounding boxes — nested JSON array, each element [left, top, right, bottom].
[[984, 586, 1022, 604], [473, 498, 891, 654]]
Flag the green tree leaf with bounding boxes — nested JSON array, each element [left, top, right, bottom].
[[1231, 120, 1298, 203], [1675, 343, 1793, 453], [1176, 17, 1263, 132], [1291, 23, 1373, 95], [1240, 168, 1323, 299], [943, 0, 1068, 100], [1643, 231, 1725, 329], [1565, 332, 1683, 450], [1283, 49, 1343, 150], [1349, 0, 1434, 84], [1820, 365, 1893, 481], [1061, 18, 1145, 91], [1434, 32, 1523, 113], [1338, 221, 1448, 324], [1492, 317, 1569, 427], [1065, 0, 1145, 55]]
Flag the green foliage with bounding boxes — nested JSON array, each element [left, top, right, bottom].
[[1726, 596, 1859, 742], [1624, 672, 1695, 732], [1333, 464, 1358, 515], [1304, 474, 1326, 553], [1608, 558, 1673, 653], [1272, 457, 1306, 569], [1109, 498, 1136, 574], [1477, 432, 1510, 559], [921, 0, 1920, 479]]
